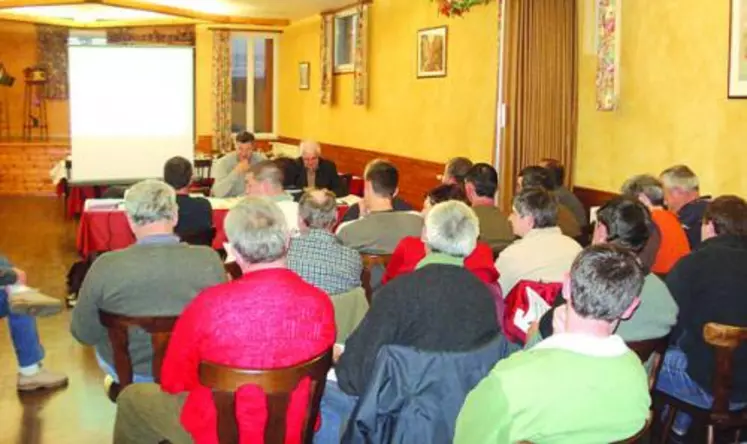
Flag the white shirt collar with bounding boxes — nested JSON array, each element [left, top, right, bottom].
[[533, 333, 629, 357]]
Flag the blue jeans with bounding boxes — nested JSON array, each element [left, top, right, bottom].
[[0, 288, 44, 368], [314, 380, 358, 444], [656, 347, 747, 433], [95, 350, 154, 384]]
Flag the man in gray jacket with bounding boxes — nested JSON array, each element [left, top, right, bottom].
[[71, 180, 226, 385], [211, 131, 265, 198]]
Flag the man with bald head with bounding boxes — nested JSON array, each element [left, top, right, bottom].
[[289, 141, 344, 196]]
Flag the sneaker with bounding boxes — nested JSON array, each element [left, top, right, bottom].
[[8, 286, 63, 317], [17, 368, 69, 392]]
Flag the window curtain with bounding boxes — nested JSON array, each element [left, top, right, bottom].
[[320, 15, 334, 105], [498, 0, 578, 211], [36, 25, 69, 100], [353, 4, 369, 106], [212, 30, 232, 155], [106, 26, 195, 46]]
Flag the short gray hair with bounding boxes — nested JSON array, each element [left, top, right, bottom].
[[660, 165, 699, 192], [224, 197, 289, 264], [300, 140, 321, 156], [299, 189, 337, 229], [621, 174, 665, 206], [251, 160, 284, 189], [424, 201, 479, 257], [124, 179, 177, 226]]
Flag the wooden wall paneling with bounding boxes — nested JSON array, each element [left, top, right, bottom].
[[572, 186, 618, 215], [278, 136, 443, 209]]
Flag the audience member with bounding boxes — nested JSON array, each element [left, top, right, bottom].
[[336, 160, 422, 253], [463, 163, 514, 253], [441, 157, 473, 187], [316, 200, 499, 442], [288, 141, 344, 196], [245, 160, 300, 233], [540, 158, 587, 228], [518, 165, 581, 239], [656, 195, 747, 436], [339, 159, 414, 223], [288, 189, 362, 295], [456, 245, 650, 443], [0, 258, 67, 391], [496, 187, 581, 295], [621, 174, 690, 275], [71, 180, 225, 385], [660, 165, 711, 248], [383, 183, 498, 285], [163, 156, 212, 237], [529, 197, 678, 346], [211, 131, 265, 198], [114, 197, 336, 444]]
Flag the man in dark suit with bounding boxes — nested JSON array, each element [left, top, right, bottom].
[[289, 141, 345, 196], [163, 156, 212, 237]]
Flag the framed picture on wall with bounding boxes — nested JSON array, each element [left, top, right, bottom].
[[729, 0, 747, 97], [299, 62, 310, 90], [417, 26, 447, 78]]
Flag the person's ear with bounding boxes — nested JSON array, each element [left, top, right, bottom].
[[702, 220, 717, 241], [561, 272, 571, 303], [621, 297, 641, 320], [592, 222, 608, 245], [226, 244, 244, 267], [393, 187, 400, 197], [637, 193, 653, 208]]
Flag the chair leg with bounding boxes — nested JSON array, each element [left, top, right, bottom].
[[707, 424, 715, 444], [734, 427, 741, 444], [660, 406, 677, 444]]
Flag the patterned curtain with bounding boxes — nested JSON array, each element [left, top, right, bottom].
[[36, 25, 69, 100], [106, 26, 195, 46], [320, 15, 334, 105], [212, 30, 232, 155], [353, 4, 369, 106], [596, 0, 621, 111]]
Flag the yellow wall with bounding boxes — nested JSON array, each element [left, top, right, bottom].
[[575, 0, 747, 196], [278, 0, 499, 163], [195, 25, 213, 137]]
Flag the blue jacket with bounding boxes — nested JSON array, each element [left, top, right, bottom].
[[677, 197, 710, 249], [342, 339, 503, 444]]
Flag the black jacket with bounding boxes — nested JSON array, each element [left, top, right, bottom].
[[342, 340, 503, 444], [288, 157, 344, 196], [677, 196, 710, 249], [666, 234, 747, 401], [175, 194, 213, 236]]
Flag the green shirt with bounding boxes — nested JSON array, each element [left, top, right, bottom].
[[455, 334, 650, 444], [415, 252, 465, 270]]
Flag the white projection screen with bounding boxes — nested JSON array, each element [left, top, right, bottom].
[[69, 46, 194, 183]]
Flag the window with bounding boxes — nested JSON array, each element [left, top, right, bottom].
[[68, 30, 107, 46], [334, 9, 359, 73], [230, 33, 277, 136]]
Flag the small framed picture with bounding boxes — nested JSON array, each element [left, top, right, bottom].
[[729, 0, 747, 97], [417, 26, 448, 78], [299, 62, 310, 90]]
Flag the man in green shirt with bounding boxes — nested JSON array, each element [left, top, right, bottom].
[[455, 245, 650, 444]]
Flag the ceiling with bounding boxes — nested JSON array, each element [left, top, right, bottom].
[[0, 0, 356, 26]]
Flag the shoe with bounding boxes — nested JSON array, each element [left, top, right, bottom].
[[8, 286, 64, 317], [66, 293, 77, 308], [17, 368, 69, 392]]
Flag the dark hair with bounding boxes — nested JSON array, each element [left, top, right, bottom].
[[464, 163, 498, 198], [519, 166, 556, 191], [596, 197, 652, 254], [570, 244, 645, 322], [541, 158, 565, 188], [426, 183, 469, 206], [163, 156, 193, 190], [513, 187, 558, 228], [620, 175, 665, 207], [236, 131, 255, 144], [445, 157, 474, 185], [703, 195, 747, 236], [365, 160, 399, 197]]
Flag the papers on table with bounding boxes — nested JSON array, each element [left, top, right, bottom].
[[337, 195, 361, 206], [84, 199, 124, 211], [206, 197, 243, 210]]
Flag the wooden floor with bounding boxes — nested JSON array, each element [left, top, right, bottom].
[[0, 196, 116, 444]]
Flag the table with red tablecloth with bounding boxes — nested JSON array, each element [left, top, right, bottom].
[[77, 204, 350, 259]]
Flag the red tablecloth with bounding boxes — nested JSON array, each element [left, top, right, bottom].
[[76, 205, 349, 259]]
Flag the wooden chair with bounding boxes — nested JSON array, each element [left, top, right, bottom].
[[654, 323, 747, 444], [198, 349, 333, 444], [179, 227, 217, 247], [192, 158, 214, 195], [360, 253, 392, 302], [627, 335, 670, 390], [98, 310, 178, 401]]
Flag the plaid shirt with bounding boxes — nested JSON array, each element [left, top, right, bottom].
[[288, 229, 362, 296]]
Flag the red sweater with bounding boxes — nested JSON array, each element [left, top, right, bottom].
[[383, 236, 500, 285], [160, 268, 336, 444], [651, 208, 691, 275]]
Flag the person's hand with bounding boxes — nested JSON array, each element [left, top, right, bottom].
[[13, 268, 26, 285], [234, 159, 251, 175], [333, 344, 344, 364], [552, 306, 568, 335]]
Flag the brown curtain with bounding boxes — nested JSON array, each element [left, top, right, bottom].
[[498, 0, 578, 211], [212, 30, 232, 154], [106, 26, 195, 46]]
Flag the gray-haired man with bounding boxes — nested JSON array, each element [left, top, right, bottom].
[[71, 179, 226, 385]]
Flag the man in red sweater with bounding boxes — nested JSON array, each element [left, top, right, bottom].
[[113, 197, 336, 444]]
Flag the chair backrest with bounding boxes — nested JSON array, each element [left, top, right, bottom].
[[703, 322, 747, 413], [98, 310, 178, 397], [194, 158, 213, 180], [626, 335, 670, 390], [199, 349, 333, 444], [179, 227, 217, 247], [360, 253, 392, 302]]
